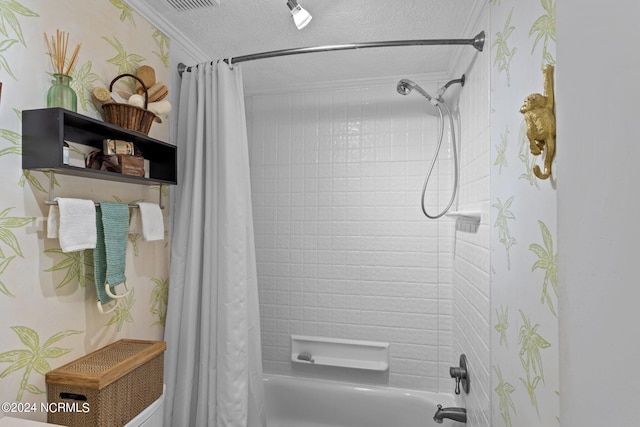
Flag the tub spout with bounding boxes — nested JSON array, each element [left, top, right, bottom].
[[433, 404, 466, 424]]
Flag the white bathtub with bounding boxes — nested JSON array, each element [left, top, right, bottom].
[[264, 375, 462, 427]]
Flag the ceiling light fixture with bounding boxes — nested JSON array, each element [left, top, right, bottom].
[[286, 0, 312, 30]]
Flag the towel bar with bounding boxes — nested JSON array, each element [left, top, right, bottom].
[[45, 171, 165, 209]]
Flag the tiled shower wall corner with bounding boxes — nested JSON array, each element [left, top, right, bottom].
[[451, 9, 492, 427], [245, 80, 459, 392]]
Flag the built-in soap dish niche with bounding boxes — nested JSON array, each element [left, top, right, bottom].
[[291, 335, 389, 371]]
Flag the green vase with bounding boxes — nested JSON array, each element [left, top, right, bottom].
[[47, 74, 77, 112]]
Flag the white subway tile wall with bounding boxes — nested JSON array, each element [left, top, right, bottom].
[[244, 18, 490, 427], [246, 82, 458, 391]]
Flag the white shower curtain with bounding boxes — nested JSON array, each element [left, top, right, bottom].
[[164, 61, 266, 427]]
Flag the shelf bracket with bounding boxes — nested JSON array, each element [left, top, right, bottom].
[[47, 170, 56, 205], [158, 185, 165, 209]]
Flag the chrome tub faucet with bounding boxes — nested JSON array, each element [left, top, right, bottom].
[[433, 404, 466, 424]]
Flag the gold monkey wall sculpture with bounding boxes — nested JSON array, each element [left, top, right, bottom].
[[520, 64, 556, 180]]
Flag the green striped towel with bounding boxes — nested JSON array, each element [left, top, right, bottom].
[[94, 202, 129, 305]]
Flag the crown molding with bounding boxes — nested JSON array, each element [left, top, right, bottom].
[[126, 0, 210, 63]]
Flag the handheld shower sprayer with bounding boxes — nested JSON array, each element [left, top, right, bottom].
[[397, 75, 465, 106], [396, 75, 465, 219], [396, 79, 439, 106]]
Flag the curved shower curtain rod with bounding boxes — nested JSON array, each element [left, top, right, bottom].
[[177, 31, 485, 76]]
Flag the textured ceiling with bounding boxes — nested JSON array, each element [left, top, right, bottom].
[[127, 0, 483, 93]]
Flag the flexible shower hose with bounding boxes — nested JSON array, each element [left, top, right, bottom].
[[420, 99, 459, 219]]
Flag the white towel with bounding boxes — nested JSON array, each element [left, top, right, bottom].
[[46, 205, 60, 239], [47, 198, 97, 252], [137, 202, 164, 241]]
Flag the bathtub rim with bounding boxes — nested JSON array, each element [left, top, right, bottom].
[[262, 373, 458, 407]]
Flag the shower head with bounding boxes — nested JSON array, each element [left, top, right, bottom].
[[397, 79, 439, 105], [396, 79, 415, 96], [397, 79, 429, 99]]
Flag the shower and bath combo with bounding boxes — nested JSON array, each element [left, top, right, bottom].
[[177, 34, 484, 424], [396, 75, 465, 219]]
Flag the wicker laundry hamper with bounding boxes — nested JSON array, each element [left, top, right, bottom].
[[45, 339, 166, 427], [102, 74, 156, 135]]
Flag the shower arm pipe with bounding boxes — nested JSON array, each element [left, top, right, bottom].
[[177, 31, 485, 75]]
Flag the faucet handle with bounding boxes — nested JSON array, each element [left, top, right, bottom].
[[450, 366, 467, 378], [449, 354, 470, 395]]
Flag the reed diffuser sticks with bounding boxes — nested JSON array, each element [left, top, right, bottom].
[[44, 29, 81, 76]]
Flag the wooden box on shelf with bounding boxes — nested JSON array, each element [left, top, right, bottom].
[[102, 154, 145, 177]]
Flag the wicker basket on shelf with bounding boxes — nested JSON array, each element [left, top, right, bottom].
[[102, 73, 155, 135]]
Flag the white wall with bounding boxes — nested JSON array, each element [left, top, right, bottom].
[[246, 80, 457, 391], [557, 1, 640, 425]]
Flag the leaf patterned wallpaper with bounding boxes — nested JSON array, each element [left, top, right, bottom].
[[490, 0, 558, 426], [0, 0, 170, 421]]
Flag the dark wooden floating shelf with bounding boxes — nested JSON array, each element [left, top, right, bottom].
[[22, 108, 177, 185]]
